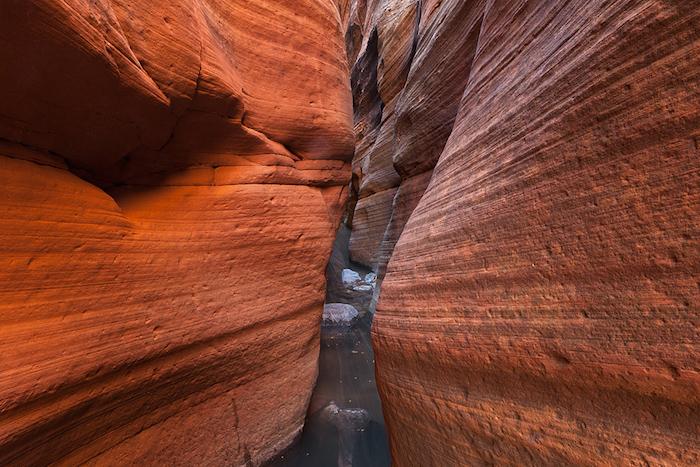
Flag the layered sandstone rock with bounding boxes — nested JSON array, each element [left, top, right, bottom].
[[346, 0, 416, 271], [345, 0, 480, 282], [0, 0, 353, 464], [347, 0, 700, 465]]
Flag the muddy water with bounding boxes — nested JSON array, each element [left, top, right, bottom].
[[265, 317, 391, 467]]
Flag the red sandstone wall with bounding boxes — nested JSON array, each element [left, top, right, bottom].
[[348, 0, 700, 465], [0, 1, 353, 464]]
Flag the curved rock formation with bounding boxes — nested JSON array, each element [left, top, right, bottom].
[[346, 0, 700, 465], [3, 0, 699, 464], [0, 0, 353, 464]]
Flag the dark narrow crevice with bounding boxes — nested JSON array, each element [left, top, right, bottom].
[[264, 213, 390, 466], [351, 28, 384, 143], [264, 9, 406, 466], [264, 309, 389, 467]]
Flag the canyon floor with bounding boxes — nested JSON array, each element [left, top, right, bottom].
[[266, 315, 390, 467]]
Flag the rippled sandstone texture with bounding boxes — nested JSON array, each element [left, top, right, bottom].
[[0, 1, 353, 464], [346, 0, 700, 465]]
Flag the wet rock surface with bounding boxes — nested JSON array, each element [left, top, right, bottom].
[[265, 318, 390, 467], [322, 403, 371, 467]]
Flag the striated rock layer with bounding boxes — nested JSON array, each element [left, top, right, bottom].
[[0, 0, 353, 464], [346, 0, 700, 465]]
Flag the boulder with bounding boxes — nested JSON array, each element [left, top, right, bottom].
[[323, 303, 360, 326], [342, 268, 364, 286]]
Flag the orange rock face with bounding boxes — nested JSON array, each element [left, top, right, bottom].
[[347, 0, 700, 465], [0, 0, 353, 464]]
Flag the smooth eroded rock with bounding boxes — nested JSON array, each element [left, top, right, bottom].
[[346, 0, 700, 465], [0, 0, 354, 464]]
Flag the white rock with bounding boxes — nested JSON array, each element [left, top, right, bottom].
[[323, 303, 359, 325], [364, 272, 377, 285], [341, 268, 362, 286]]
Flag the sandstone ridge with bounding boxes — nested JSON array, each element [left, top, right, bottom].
[[344, 0, 700, 465], [0, 1, 354, 464]]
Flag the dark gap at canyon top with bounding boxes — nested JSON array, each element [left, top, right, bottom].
[[0, 0, 698, 466]]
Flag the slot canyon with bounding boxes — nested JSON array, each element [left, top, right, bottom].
[[0, 0, 698, 465]]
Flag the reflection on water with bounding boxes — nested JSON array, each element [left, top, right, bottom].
[[265, 317, 391, 467]]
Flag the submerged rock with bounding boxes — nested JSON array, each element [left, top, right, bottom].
[[321, 402, 371, 467], [322, 402, 370, 431]]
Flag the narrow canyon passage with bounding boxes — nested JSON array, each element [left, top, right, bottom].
[[0, 1, 698, 466], [265, 223, 390, 466], [266, 316, 390, 467]]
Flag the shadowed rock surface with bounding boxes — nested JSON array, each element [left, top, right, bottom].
[[345, 0, 700, 465], [325, 224, 377, 315], [265, 318, 390, 467]]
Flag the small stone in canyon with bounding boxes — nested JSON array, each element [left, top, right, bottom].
[[323, 303, 360, 326]]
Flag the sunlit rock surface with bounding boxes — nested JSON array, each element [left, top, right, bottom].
[[0, 0, 353, 464], [346, 0, 700, 465]]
